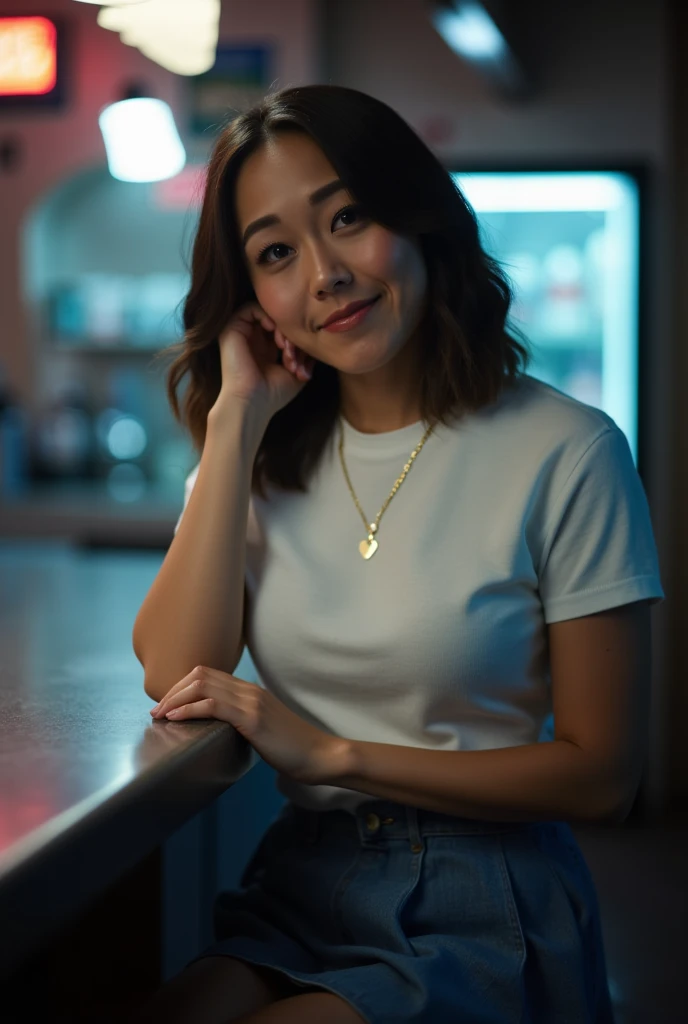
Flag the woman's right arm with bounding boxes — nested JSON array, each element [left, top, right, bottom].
[[132, 403, 265, 702]]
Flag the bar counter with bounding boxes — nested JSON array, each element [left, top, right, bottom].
[[0, 541, 257, 1019]]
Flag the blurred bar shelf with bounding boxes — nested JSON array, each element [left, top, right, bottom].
[[0, 480, 180, 547]]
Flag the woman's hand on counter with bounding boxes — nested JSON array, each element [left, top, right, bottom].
[[149, 666, 346, 785]]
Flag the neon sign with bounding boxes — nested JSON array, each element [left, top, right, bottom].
[[0, 17, 58, 97]]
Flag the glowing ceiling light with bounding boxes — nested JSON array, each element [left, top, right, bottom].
[[96, 0, 220, 76], [432, 1, 506, 60], [99, 94, 186, 182], [429, 0, 533, 100]]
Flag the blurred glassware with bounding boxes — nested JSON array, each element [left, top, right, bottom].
[[538, 244, 590, 338], [106, 461, 147, 503], [0, 364, 29, 496], [33, 386, 95, 479], [95, 408, 148, 463], [48, 272, 189, 350]]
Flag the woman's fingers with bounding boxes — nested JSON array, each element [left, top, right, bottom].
[[288, 342, 313, 380], [150, 668, 206, 716], [274, 329, 310, 377], [149, 680, 186, 714], [283, 340, 297, 372], [164, 698, 216, 720], [152, 681, 202, 717], [151, 667, 246, 719]]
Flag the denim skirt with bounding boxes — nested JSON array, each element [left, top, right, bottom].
[[189, 798, 616, 1024]]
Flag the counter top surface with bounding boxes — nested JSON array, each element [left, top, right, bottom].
[[0, 541, 255, 974]]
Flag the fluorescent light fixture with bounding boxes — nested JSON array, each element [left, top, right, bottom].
[[96, 0, 220, 76], [99, 96, 186, 182], [429, 0, 533, 99], [432, 1, 506, 60]]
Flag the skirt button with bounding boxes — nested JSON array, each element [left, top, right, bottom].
[[366, 813, 381, 831], [411, 842, 423, 853]]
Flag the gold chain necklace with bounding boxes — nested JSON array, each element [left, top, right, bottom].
[[338, 417, 436, 559]]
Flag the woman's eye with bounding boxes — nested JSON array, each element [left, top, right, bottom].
[[255, 204, 364, 265], [255, 241, 289, 266]]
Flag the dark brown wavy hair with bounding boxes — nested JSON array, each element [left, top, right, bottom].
[[163, 84, 533, 500]]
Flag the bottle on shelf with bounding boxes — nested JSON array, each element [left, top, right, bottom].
[[0, 362, 29, 497]]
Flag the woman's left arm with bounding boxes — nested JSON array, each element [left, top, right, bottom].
[[319, 601, 652, 825]]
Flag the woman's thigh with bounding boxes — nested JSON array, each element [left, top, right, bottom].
[[129, 955, 300, 1024]]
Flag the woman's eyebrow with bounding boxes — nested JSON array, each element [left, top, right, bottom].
[[241, 179, 347, 248]]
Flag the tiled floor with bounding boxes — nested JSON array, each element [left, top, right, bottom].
[[572, 811, 688, 1024]]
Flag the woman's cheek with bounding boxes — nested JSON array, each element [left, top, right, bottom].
[[359, 227, 401, 276], [261, 280, 298, 323]]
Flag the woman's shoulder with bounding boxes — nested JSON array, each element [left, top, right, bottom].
[[498, 374, 619, 447]]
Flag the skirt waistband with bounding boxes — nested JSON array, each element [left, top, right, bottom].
[[282, 799, 547, 847]]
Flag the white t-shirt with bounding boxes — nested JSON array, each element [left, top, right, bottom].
[[175, 375, 665, 814]]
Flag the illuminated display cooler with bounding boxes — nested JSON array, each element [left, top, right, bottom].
[[452, 166, 646, 746], [452, 166, 645, 467]]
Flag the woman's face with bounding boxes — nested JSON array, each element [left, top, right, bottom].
[[234, 132, 428, 383]]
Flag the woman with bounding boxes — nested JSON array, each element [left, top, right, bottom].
[[132, 84, 665, 1023]]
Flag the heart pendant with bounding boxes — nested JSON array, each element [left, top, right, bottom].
[[359, 537, 378, 559]]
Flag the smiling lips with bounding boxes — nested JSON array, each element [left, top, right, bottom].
[[320, 296, 380, 328]]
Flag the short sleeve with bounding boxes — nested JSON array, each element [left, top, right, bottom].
[[174, 462, 200, 536], [537, 427, 665, 623]]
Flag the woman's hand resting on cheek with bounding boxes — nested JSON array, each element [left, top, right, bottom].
[[149, 666, 343, 785]]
